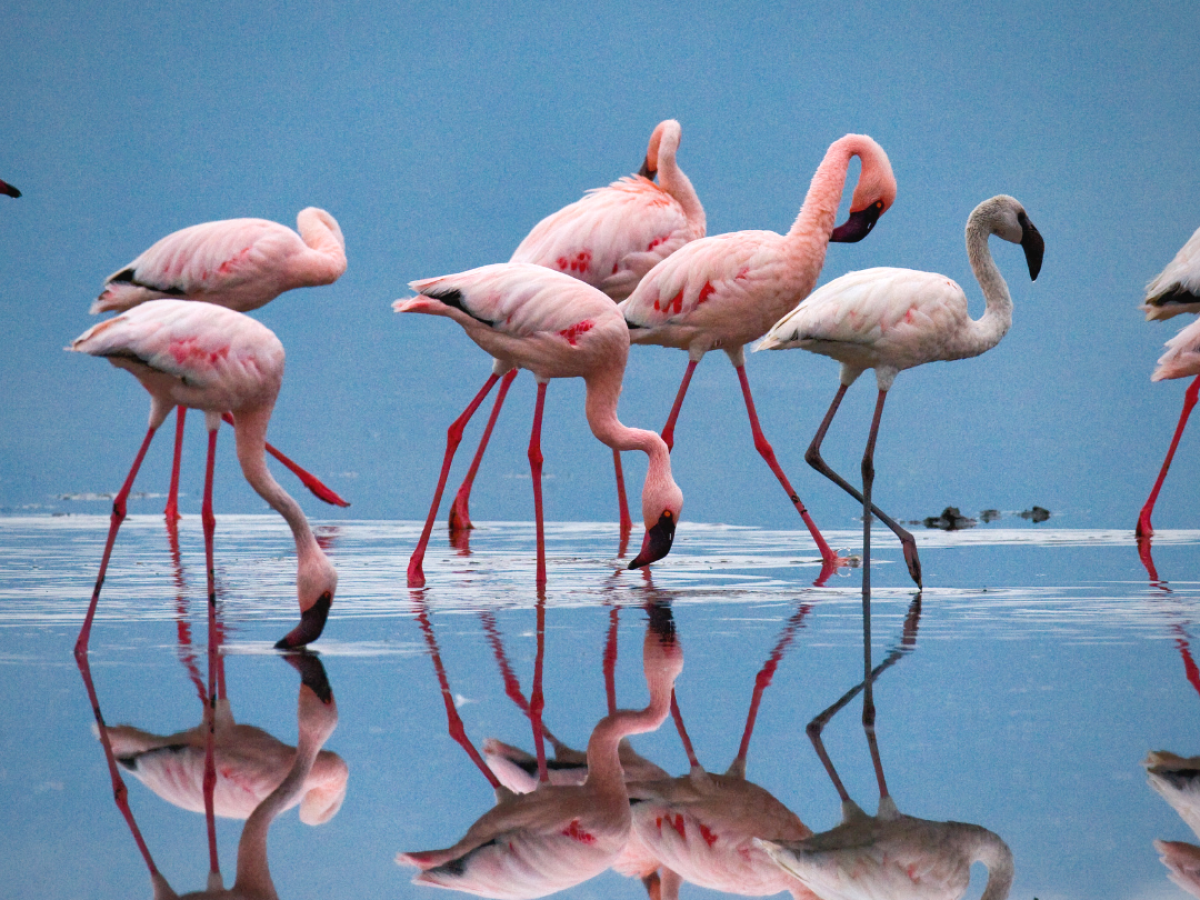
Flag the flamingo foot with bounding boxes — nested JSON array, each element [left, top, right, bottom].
[[298, 474, 351, 508], [1137, 507, 1155, 539], [163, 499, 181, 522], [901, 539, 923, 588], [407, 558, 427, 589]]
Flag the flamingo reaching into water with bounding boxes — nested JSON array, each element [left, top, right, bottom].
[[92, 208, 350, 518], [395, 263, 684, 589], [448, 119, 706, 542], [0, 178, 20, 198], [618, 134, 897, 583], [1140, 226, 1200, 321], [1137, 301, 1200, 537], [759, 194, 1043, 587], [398, 604, 684, 899], [70, 299, 338, 651]]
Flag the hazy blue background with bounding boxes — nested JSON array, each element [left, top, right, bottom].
[[4, 1, 1199, 534]]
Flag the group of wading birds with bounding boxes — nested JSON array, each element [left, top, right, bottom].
[[21, 116, 1199, 657]]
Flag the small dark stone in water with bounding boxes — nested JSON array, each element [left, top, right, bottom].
[[1018, 506, 1051, 523], [979, 509, 1001, 523], [923, 506, 977, 530]]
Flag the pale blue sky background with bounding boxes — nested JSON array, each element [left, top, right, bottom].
[[3, 1, 1199, 533]]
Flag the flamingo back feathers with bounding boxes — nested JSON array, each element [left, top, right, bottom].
[[1153, 316, 1200, 382], [1142, 226, 1200, 321]]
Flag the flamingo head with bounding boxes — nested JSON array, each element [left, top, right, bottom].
[[973, 195, 1044, 281], [275, 548, 338, 650], [830, 134, 897, 243], [638, 119, 682, 180], [629, 463, 684, 570]]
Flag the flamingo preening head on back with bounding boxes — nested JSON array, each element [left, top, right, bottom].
[[617, 133, 897, 584], [395, 263, 684, 589], [69, 300, 338, 652], [449, 118, 706, 544]]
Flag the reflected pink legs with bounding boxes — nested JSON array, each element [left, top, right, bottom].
[[1138, 374, 1200, 538]]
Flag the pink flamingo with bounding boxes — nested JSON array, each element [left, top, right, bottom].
[[395, 263, 684, 589], [1138, 302, 1200, 537], [92, 208, 350, 519], [448, 119, 706, 543], [759, 194, 1043, 588], [70, 299, 338, 651], [1140, 226, 1200, 321], [618, 134, 897, 584], [0, 178, 19, 198], [1146, 751, 1200, 897], [398, 604, 684, 898]]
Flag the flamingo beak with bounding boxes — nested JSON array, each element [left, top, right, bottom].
[[1020, 214, 1044, 281], [830, 201, 884, 243], [275, 592, 332, 650], [0, 179, 20, 198], [628, 512, 676, 569], [638, 158, 657, 180]]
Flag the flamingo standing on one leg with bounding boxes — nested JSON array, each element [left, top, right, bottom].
[[0, 179, 20, 198], [758, 195, 1044, 588], [92, 208, 350, 519], [1137, 316, 1200, 537], [448, 119, 706, 544], [395, 263, 684, 589], [69, 299, 338, 652], [618, 134, 897, 585]]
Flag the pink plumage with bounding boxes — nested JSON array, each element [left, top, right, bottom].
[[394, 263, 683, 588], [511, 119, 706, 301], [618, 134, 897, 582], [70, 299, 337, 650], [92, 207, 346, 314]]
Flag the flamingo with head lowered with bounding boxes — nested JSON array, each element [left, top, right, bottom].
[[759, 194, 1043, 588], [395, 263, 684, 589], [448, 119, 706, 546], [618, 134, 896, 584], [91, 208, 350, 519], [70, 299, 338, 652]]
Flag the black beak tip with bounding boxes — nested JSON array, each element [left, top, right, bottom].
[[830, 204, 883, 244], [638, 159, 656, 180], [628, 515, 677, 569], [1023, 229, 1045, 281], [274, 592, 332, 651]]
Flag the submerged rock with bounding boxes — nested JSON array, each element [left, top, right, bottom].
[[922, 507, 977, 530], [1019, 506, 1051, 523]]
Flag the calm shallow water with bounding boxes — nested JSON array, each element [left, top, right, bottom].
[[3, 515, 1200, 899]]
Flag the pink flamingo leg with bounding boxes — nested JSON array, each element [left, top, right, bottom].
[[164, 407, 186, 521], [219, 411, 349, 508], [408, 374, 503, 588], [669, 691, 701, 769], [75, 423, 160, 657], [413, 598, 503, 789], [528, 382, 549, 588], [613, 450, 632, 551], [1138, 374, 1200, 538], [530, 592, 549, 783], [449, 369, 519, 534], [806, 383, 923, 588], [74, 651, 165, 884], [604, 605, 619, 715], [200, 426, 221, 878], [735, 364, 839, 581], [660, 359, 699, 453]]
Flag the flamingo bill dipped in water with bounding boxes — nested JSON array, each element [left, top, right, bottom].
[[69, 300, 338, 652], [448, 119, 706, 543], [758, 195, 1044, 588], [618, 134, 896, 585], [0, 178, 20, 198], [92, 208, 350, 519], [1137, 315, 1200, 537], [395, 263, 684, 589]]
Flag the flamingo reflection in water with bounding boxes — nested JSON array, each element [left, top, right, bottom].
[[757, 593, 1016, 900], [76, 634, 340, 898], [1145, 751, 1200, 898], [399, 597, 683, 898], [626, 602, 820, 900], [449, 119, 707, 550]]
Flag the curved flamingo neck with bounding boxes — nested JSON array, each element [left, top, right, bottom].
[[656, 146, 706, 238], [786, 136, 865, 243], [294, 208, 348, 288], [232, 407, 328, 591], [967, 826, 1015, 900], [960, 211, 1015, 358]]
